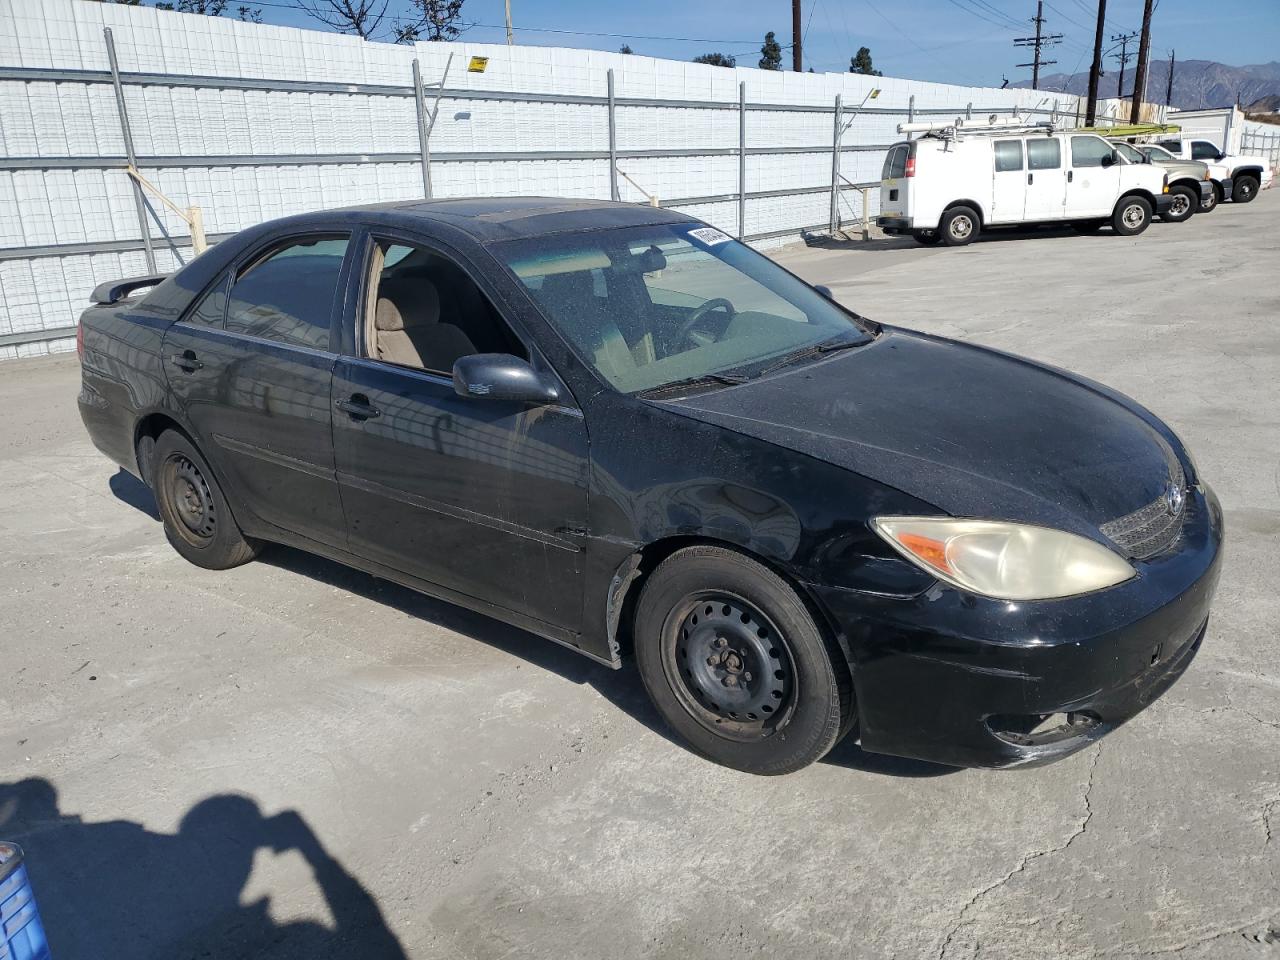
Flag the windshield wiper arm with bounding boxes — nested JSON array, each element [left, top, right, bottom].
[[758, 336, 865, 377]]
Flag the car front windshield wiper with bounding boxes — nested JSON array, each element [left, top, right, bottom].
[[756, 335, 867, 378], [638, 371, 752, 397]]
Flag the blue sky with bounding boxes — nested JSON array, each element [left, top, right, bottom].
[[255, 0, 1279, 87]]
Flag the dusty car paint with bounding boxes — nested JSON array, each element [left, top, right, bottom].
[[78, 197, 1222, 768]]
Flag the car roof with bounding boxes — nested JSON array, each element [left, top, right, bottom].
[[285, 197, 699, 243]]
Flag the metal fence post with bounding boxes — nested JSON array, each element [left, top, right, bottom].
[[737, 81, 746, 239], [966, 101, 972, 119], [104, 28, 155, 274], [607, 69, 619, 201], [828, 94, 842, 234], [411, 59, 432, 198], [908, 95, 915, 124]]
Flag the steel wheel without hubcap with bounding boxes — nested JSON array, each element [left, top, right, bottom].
[[948, 215, 973, 241], [1122, 203, 1146, 229], [1169, 193, 1191, 217], [163, 453, 217, 545], [665, 594, 795, 742]]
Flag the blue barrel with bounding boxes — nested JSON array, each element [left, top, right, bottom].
[[0, 843, 51, 960]]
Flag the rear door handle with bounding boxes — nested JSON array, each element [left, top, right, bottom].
[[1067, 170, 1074, 183], [1027, 173, 1034, 185], [168, 351, 202, 372], [336, 395, 381, 420]]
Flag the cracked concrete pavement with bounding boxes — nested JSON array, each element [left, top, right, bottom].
[[2, 192, 1279, 959]]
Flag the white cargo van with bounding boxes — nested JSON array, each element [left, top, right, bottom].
[[877, 120, 1171, 246]]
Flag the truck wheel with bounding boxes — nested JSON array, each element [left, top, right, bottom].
[[634, 546, 854, 775], [1232, 176, 1259, 203], [1112, 196, 1152, 237], [1199, 184, 1220, 213], [913, 231, 942, 245], [152, 429, 259, 570], [939, 206, 980, 246], [1160, 184, 1197, 223]]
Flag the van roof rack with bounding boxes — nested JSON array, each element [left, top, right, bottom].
[[897, 115, 1056, 139], [1082, 123, 1181, 139]]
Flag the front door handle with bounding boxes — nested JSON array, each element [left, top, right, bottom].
[[336, 395, 381, 420], [168, 351, 203, 372], [1027, 172, 1034, 185], [1068, 170, 1074, 183]]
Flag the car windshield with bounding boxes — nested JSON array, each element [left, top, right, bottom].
[[1141, 145, 1175, 161], [494, 223, 872, 394], [1113, 143, 1145, 163]]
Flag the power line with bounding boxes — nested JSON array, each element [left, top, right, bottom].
[[1013, 1, 1062, 89], [1110, 31, 1138, 98]]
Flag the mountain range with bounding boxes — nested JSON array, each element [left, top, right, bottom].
[[1015, 59, 1280, 111]]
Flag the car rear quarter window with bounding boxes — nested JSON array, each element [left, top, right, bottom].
[[1070, 135, 1114, 168], [993, 139, 1023, 172], [182, 275, 230, 328], [225, 236, 350, 351], [1026, 137, 1061, 170]]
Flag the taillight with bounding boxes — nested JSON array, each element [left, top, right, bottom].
[[905, 157, 916, 178], [76, 318, 84, 360]]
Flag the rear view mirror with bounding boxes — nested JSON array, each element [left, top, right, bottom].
[[453, 354, 561, 404]]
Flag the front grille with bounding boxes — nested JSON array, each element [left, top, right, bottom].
[[1100, 458, 1186, 559]]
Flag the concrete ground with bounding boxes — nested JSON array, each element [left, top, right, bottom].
[[3, 193, 1279, 960]]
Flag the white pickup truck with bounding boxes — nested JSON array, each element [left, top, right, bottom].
[[1153, 136, 1273, 204]]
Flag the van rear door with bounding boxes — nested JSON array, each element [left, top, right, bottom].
[[879, 142, 912, 219], [1024, 136, 1067, 221]]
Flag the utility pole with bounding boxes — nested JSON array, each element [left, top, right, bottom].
[[1085, 0, 1106, 126], [792, 0, 802, 72], [504, 0, 513, 45], [1013, 1, 1061, 90], [1129, 0, 1154, 122], [1111, 32, 1137, 99], [1165, 49, 1175, 107]]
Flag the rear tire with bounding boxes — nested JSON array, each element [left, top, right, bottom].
[[1160, 184, 1197, 223], [152, 430, 259, 570], [1232, 175, 1259, 203], [634, 546, 853, 775], [1111, 196, 1152, 237], [1199, 183, 1220, 213], [913, 231, 942, 246], [939, 205, 980, 246]]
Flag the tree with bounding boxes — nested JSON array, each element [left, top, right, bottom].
[[157, 0, 230, 11], [295, 0, 390, 40], [619, 44, 634, 55], [392, 0, 465, 43], [850, 46, 882, 76], [758, 31, 781, 70], [693, 52, 736, 68]]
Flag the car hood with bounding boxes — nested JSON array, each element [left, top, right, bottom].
[[651, 330, 1178, 541]]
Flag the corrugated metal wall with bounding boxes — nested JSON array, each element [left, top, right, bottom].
[[0, 0, 1083, 360]]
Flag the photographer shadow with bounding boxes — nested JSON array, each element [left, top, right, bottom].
[[0, 777, 406, 960]]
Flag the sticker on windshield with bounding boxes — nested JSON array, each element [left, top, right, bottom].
[[688, 226, 732, 247]]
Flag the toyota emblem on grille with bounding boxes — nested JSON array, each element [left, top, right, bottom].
[[1164, 481, 1185, 517]]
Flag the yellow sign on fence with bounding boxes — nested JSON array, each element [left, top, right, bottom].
[[467, 56, 489, 73]]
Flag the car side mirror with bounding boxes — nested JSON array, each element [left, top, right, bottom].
[[1216, 152, 1226, 162], [814, 284, 835, 300], [452, 353, 560, 404], [1101, 151, 1117, 167]]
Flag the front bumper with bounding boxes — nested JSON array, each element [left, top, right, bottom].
[[1154, 194, 1174, 215], [1218, 176, 1233, 198], [812, 483, 1224, 769], [1198, 181, 1215, 202]]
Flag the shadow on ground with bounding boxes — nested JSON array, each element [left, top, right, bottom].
[[0, 778, 406, 960], [110, 469, 955, 780]]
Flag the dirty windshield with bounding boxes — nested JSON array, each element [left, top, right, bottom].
[[495, 223, 872, 394]]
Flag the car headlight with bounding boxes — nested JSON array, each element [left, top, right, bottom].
[[871, 517, 1135, 600]]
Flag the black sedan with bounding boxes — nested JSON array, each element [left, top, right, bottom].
[[77, 198, 1222, 774]]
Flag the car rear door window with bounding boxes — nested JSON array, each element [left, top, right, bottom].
[[1155, 140, 1182, 154], [994, 140, 1024, 172], [225, 236, 350, 351], [1070, 136, 1114, 168], [882, 145, 908, 179], [1026, 138, 1061, 170]]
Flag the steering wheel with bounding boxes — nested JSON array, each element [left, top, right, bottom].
[[673, 298, 736, 347]]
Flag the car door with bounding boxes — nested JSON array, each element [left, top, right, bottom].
[[989, 138, 1027, 224], [330, 232, 590, 632], [1023, 136, 1067, 221], [161, 232, 353, 547], [1065, 135, 1122, 218]]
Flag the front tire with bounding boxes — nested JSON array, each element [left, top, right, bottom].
[[152, 430, 259, 570], [939, 205, 980, 246], [1160, 184, 1197, 223], [1112, 195, 1152, 236], [634, 546, 853, 775], [1232, 175, 1259, 203]]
